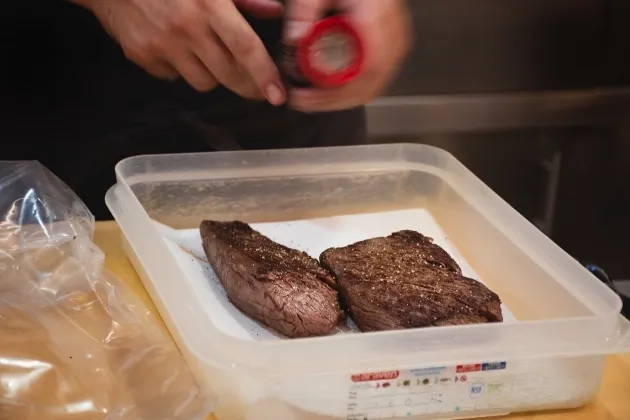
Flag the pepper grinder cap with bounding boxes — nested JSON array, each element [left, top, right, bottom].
[[297, 16, 365, 88]]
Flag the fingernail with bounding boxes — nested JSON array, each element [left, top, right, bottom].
[[265, 83, 285, 106], [285, 21, 311, 42]]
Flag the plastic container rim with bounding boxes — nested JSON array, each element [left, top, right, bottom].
[[108, 143, 629, 377]]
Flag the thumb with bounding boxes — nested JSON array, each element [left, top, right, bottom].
[[284, 0, 334, 43], [234, 0, 284, 19]]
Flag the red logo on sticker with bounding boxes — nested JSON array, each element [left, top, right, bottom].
[[351, 371, 400, 382], [460, 375, 467, 382], [456, 364, 481, 373]]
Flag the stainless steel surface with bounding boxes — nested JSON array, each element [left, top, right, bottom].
[[535, 144, 563, 236], [614, 281, 630, 298], [387, 0, 630, 95], [366, 88, 630, 136], [366, 0, 630, 135], [362, 0, 630, 263]]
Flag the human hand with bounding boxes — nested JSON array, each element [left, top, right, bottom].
[[80, 0, 287, 104], [284, 0, 412, 112]]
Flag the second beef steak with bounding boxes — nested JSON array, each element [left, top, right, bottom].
[[320, 230, 503, 332], [200, 221, 343, 338]]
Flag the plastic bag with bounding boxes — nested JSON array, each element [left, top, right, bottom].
[[0, 161, 213, 420]]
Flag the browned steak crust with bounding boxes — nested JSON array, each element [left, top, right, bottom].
[[200, 221, 343, 338], [320, 230, 503, 332]]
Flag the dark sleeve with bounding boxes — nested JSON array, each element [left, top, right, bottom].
[[0, 2, 368, 220]]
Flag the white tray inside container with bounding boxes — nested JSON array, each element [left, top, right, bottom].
[[154, 208, 517, 341]]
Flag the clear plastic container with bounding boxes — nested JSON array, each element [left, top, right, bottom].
[[105, 144, 630, 420]]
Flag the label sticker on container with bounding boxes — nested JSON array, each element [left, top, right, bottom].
[[346, 362, 511, 419]]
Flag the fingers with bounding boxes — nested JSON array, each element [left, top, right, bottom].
[[232, 73, 267, 100], [203, 0, 285, 105], [290, 88, 359, 112], [170, 52, 218, 92], [290, 69, 388, 112], [234, 0, 284, 19], [143, 62, 180, 81], [192, 32, 263, 99], [290, 59, 398, 112], [111, 0, 284, 101], [284, 0, 334, 43]]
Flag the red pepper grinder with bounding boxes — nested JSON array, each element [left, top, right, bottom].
[[282, 13, 365, 89]]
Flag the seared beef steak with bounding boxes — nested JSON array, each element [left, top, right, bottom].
[[320, 230, 503, 332], [200, 221, 343, 338]]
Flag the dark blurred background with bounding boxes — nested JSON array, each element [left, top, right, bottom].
[[1, 0, 630, 282], [368, 0, 630, 281]]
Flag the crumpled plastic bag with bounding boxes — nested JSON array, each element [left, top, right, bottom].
[[0, 161, 213, 420]]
